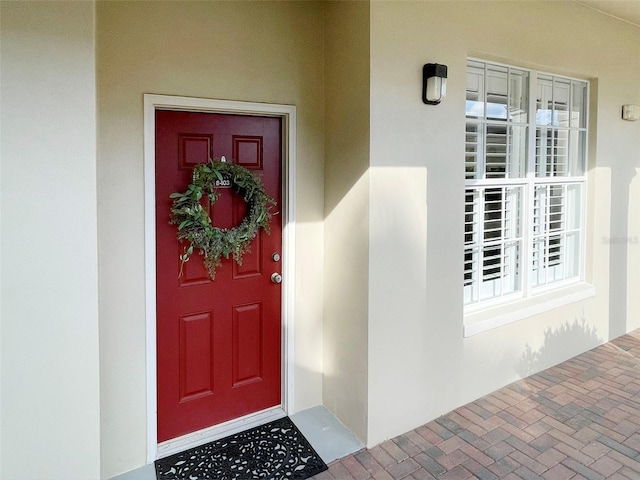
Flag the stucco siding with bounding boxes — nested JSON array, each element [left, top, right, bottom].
[[0, 1, 101, 478], [97, 2, 325, 477], [367, 0, 640, 447], [323, 0, 371, 444]]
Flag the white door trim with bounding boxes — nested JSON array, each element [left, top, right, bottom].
[[143, 94, 297, 463]]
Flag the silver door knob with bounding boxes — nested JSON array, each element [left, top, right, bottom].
[[271, 272, 282, 284]]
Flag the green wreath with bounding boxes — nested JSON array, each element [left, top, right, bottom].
[[169, 158, 276, 280]]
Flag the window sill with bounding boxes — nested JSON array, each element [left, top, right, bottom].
[[463, 283, 596, 337]]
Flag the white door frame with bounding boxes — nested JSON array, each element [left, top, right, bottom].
[[143, 94, 296, 462]]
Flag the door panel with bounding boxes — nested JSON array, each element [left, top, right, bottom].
[[179, 312, 214, 402], [155, 111, 282, 443]]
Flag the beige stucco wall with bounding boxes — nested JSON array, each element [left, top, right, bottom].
[[323, 1, 371, 443], [629, 167, 640, 329], [0, 1, 101, 479], [97, 2, 325, 477], [366, 0, 640, 446], [3, 1, 640, 478]]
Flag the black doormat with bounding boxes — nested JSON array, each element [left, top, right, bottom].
[[155, 416, 328, 480]]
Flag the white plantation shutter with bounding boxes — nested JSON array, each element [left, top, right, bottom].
[[464, 186, 523, 304], [465, 60, 588, 308], [531, 183, 582, 287]]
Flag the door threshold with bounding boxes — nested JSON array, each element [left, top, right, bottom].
[[156, 406, 286, 459]]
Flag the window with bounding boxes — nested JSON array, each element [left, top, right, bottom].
[[464, 60, 588, 308]]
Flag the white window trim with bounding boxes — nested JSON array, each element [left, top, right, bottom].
[[463, 59, 592, 334], [464, 282, 595, 337]]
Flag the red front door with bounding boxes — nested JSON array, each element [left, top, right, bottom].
[[155, 111, 282, 443]]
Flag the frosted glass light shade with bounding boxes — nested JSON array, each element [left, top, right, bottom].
[[423, 63, 448, 105]]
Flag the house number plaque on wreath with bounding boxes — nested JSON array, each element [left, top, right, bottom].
[[213, 155, 232, 188], [213, 177, 232, 188], [169, 156, 275, 279]]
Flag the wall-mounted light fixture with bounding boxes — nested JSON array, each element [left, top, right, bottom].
[[422, 63, 448, 105], [622, 105, 640, 121]]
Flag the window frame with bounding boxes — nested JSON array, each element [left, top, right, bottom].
[[464, 58, 590, 316]]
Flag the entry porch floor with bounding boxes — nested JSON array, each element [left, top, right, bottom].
[[312, 329, 640, 480]]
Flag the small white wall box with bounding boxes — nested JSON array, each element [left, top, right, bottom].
[[622, 104, 640, 121]]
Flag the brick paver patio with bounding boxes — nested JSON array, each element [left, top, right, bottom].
[[312, 330, 640, 480]]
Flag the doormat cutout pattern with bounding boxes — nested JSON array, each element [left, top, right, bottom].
[[155, 416, 328, 480]]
